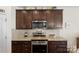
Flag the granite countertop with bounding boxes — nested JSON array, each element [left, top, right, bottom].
[[12, 36, 67, 41]]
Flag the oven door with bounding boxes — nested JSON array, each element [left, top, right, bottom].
[[32, 45, 47, 53], [31, 40, 48, 53]]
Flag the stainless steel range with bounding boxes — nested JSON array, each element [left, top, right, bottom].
[[31, 40, 48, 53]]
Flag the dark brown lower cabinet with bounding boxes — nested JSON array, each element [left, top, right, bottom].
[[12, 41, 67, 53], [48, 41, 67, 53], [12, 41, 31, 53], [77, 38, 79, 49]]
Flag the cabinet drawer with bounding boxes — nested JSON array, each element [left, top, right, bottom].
[[56, 45, 67, 48], [22, 41, 31, 45], [48, 41, 55, 45], [12, 41, 31, 53], [48, 41, 67, 45], [56, 48, 67, 53], [12, 41, 22, 45], [55, 41, 67, 45]]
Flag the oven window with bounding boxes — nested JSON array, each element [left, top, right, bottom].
[[32, 45, 47, 53]]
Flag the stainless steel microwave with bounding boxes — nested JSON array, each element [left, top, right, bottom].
[[32, 20, 47, 29]]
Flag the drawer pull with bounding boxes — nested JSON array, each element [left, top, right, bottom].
[[24, 45, 27, 47], [25, 49, 28, 51]]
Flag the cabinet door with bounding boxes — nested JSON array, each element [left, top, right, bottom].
[[39, 10, 47, 20], [33, 10, 47, 21], [12, 41, 31, 53], [54, 10, 63, 28], [12, 41, 23, 53], [32, 10, 40, 20], [21, 41, 31, 53], [48, 41, 67, 53], [23, 10, 32, 29], [77, 38, 79, 48], [16, 10, 32, 29], [55, 41, 67, 53], [46, 10, 55, 29], [16, 10, 24, 29], [48, 41, 56, 53]]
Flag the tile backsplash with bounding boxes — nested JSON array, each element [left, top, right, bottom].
[[12, 29, 60, 39]]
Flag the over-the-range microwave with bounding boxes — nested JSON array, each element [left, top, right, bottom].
[[32, 20, 47, 29]]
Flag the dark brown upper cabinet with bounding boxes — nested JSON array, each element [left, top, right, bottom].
[[32, 10, 40, 20], [16, 10, 32, 29], [39, 10, 47, 20], [16, 10, 24, 29], [46, 10, 55, 29], [54, 10, 63, 28], [22, 10, 32, 29], [16, 9, 63, 29], [32, 10, 47, 21]]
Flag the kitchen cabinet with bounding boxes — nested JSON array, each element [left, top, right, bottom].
[[12, 40, 67, 53], [46, 10, 55, 29], [32, 10, 40, 20], [12, 41, 22, 53], [16, 10, 24, 29], [12, 41, 31, 53], [48, 41, 67, 53], [32, 10, 47, 21], [23, 10, 32, 29], [21, 41, 31, 53], [77, 38, 79, 48], [54, 10, 63, 28], [16, 9, 63, 29], [39, 10, 47, 20], [46, 10, 63, 29], [16, 10, 32, 29]]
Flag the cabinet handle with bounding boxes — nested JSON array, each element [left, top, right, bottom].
[[24, 45, 27, 47], [25, 49, 28, 51]]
